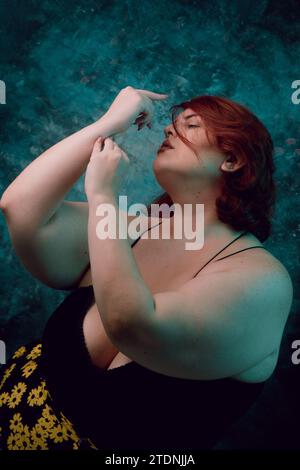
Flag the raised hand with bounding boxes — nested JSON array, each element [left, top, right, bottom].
[[103, 86, 169, 134], [85, 137, 130, 201]]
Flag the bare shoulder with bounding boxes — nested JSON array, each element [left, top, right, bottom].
[[117, 239, 293, 379], [259, 251, 294, 316], [245, 247, 293, 296], [210, 231, 293, 288], [208, 245, 294, 321]]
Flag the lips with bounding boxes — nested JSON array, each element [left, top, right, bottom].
[[158, 140, 174, 151], [163, 140, 174, 148]]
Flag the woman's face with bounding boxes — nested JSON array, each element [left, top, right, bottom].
[[153, 107, 226, 187]]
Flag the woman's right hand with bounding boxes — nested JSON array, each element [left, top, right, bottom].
[[102, 86, 169, 134]]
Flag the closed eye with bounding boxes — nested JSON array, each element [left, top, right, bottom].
[[187, 125, 199, 128]]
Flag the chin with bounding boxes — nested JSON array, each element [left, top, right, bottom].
[[153, 155, 168, 173], [152, 155, 162, 168], [154, 149, 171, 161]]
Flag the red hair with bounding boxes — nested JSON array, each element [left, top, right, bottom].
[[149, 95, 276, 242]]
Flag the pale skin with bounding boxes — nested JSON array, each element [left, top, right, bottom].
[[0, 87, 293, 382]]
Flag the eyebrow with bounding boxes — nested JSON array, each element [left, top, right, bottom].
[[184, 114, 199, 120]]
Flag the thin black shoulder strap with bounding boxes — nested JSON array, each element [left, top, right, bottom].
[[192, 231, 248, 279], [131, 219, 163, 247], [215, 245, 266, 262], [132, 226, 258, 278]]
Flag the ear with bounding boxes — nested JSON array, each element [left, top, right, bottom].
[[220, 154, 245, 173]]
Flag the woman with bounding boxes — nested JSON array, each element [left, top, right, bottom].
[[0, 86, 293, 450]]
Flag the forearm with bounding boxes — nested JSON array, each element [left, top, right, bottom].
[[0, 114, 116, 230], [87, 193, 155, 337]]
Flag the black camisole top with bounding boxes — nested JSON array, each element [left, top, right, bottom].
[[40, 228, 267, 450]]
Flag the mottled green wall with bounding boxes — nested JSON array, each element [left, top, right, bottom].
[[0, 0, 299, 366]]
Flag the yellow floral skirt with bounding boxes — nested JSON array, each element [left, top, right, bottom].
[[0, 340, 97, 450]]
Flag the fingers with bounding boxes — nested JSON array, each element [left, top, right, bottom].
[[134, 118, 152, 131], [95, 136, 115, 151], [103, 137, 115, 150], [136, 89, 169, 100], [94, 137, 104, 151], [94, 136, 129, 161], [121, 150, 130, 163], [134, 113, 150, 130], [138, 118, 152, 131], [95, 137, 129, 158], [134, 100, 154, 130], [134, 113, 146, 126]]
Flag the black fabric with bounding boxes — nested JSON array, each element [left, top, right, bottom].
[[0, 227, 286, 450], [0, 340, 85, 450], [40, 285, 265, 450], [39, 229, 268, 449]]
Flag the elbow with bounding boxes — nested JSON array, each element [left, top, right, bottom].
[[1, 190, 22, 218], [1, 181, 21, 212], [0, 192, 9, 214], [1, 183, 13, 204], [0, 190, 16, 216], [0, 192, 26, 232]]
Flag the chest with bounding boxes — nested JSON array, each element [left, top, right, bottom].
[[81, 239, 205, 370], [80, 235, 274, 380], [131, 235, 211, 292]]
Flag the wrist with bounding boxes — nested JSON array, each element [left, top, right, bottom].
[[87, 191, 117, 208], [94, 113, 120, 137]]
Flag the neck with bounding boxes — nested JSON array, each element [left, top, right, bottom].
[[165, 186, 239, 242]]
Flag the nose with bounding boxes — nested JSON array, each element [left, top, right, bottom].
[[164, 123, 176, 138]]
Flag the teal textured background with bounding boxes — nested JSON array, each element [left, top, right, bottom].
[[0, 0, 299, 448]]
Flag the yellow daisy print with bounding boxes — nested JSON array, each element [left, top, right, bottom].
[[37, 404, 59, 434], [7, 424, 31, 450], [26, 343, 42, 361], [49, 423, 69, 444], [27, 380, 48, 407], [9, 412, 22, 433], [15, 431, 31, 450], [31, 437, 49, 450], [41, 403, 58, 423], [12, 346, 27, 360], [0, 340, 97, 450], [30, 423, 49, 450], [7, 382, 27, 409], [60, 413, 80, 442], [21, 360, 38, 379], [0, 363, 16, 390], [7, 432, 22, 450], [0, 391, 10, 406]]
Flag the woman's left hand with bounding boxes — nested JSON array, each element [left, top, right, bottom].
[[85, 136, 130, 201]]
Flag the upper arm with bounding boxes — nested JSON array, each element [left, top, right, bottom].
[[113, 267, 293, 380], [5, 200, 152, 291], [5, 200, 90, 290]]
